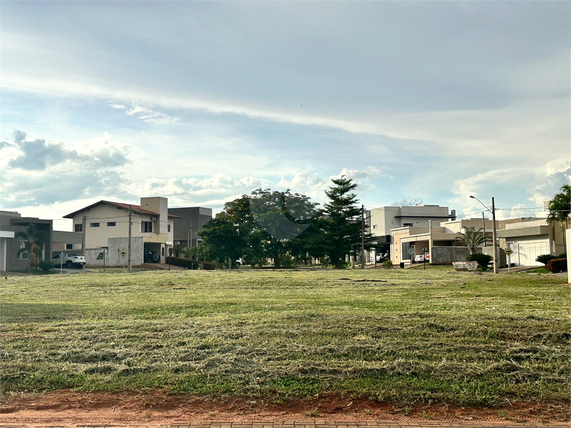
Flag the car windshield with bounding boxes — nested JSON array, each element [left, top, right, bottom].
[[67, 253, 77, 257]]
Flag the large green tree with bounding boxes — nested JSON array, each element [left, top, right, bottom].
[[547, 184, 571, 249], [323, 177, 363, 269], [15, 223, 47, 273], [250, 188, 319, 268], [199, 189, 319, 268]]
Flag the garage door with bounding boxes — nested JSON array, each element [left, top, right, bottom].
[[508, 238, 550, 267]]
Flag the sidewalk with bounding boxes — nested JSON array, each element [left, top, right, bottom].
[[1, 420, 569, 428]]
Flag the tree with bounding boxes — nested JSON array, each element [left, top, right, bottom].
[[547, 184, 571, 248], [15, 223, 47, 273], [323, 177, 363, 269], [198, 211, 247, 267], [199, 189, 320, 268], [455, 227, 490, 255], [249, 188, 319, 268]]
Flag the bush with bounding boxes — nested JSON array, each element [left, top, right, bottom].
[[202, 262, 215, 270], [466, 253, 493, 270], [382, 260, 393, 269], [38, 260, 53, 272], [536, 254, 557, 265], [166, 257, 198, 270], [545, 258, 567, 273]]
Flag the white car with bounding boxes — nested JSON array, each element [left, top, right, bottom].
[[52, 252, 86, 269]]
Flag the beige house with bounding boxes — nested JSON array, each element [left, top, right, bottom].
[[63, 197, 177, 266], [391, 218, 496, 266], [369, 204, 455, 261]]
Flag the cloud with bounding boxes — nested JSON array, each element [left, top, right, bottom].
[[7, 131, 80, 170], [495, 204, 539, 221], [0, 130, 132, 207], [333, 166, 392, 182], [109, 102, 180, 124], [129, 174, 272, 207], [528, 159, 571, 207]]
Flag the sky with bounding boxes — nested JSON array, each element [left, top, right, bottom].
[[1, 1, 570, 231]]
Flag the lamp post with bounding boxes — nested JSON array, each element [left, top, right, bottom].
[[470, 195, 498, 274]]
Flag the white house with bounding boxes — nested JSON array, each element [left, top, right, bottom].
[[497, 218, 564, 267]]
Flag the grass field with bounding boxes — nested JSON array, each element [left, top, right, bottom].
[[1, 267, 569, 407]]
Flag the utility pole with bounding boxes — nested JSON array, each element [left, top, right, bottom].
[[191, 221, 196, 248], [361, 205, 365, 269], [81, 215, 87, 256], [128, 205, 132, 272], [492, 197, 498, 274], [482, 212, 487, 246]]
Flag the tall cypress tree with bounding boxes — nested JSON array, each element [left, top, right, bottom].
[[323, 176, 362, 268]]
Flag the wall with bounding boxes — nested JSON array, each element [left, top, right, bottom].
[[141, 197, 168, 234], [170, 207, 213, 247], [72, 204, 131, 249], [431, 246, 470, 265], [86, 237, 143, 267]]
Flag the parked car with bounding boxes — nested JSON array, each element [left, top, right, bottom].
[[144, 251, 160, 263], [52, 252, 86, 268]]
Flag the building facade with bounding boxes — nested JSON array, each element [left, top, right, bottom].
[[63, 197, 177, 266], [369, 204, 455, 260], [169, 207, 213, 248], [0, 210, 53, 272]]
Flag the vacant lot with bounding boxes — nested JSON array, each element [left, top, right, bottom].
[[1, 267, 569, 411]]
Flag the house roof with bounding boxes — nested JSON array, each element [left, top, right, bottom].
[[63, 200, 180, 219]]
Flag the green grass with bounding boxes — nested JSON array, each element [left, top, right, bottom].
[[1, 268, 569, 407]]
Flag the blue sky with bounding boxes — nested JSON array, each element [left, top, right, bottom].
[[1, 1, 569, 231]]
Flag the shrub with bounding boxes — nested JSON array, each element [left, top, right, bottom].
[[202, 261, 215, 270], [38, 260, 53, 272], [382, 260, 393, 269], [166, 257, 198, 270], [545, 258, 567, 273], [466, 253, 493, 270], [536, 254, 557, 265]]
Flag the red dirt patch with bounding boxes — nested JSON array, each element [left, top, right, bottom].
[[1, 390, 569, 425]]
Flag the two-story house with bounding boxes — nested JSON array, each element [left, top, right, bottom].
[[63, 197, 178, 266]]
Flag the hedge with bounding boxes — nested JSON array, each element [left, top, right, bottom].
[[545, 258, 567, 273], [166, 256, 198, 270]]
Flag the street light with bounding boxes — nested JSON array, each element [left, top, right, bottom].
[[470, 195, 498, 274]]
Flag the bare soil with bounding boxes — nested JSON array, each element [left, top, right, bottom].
[[1, 390, 569, 425]]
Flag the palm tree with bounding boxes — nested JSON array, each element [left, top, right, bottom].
[[15, 223, 47, 273], [547, 184, 570, 249], [455, 227, 490, 255]]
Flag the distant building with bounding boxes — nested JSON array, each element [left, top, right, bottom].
[[63, 197, 179, 266], [168, 207, 213, 248], [369, 204, 455, 260], [498, 218, 564, 266], [0, 210, 53, 272]]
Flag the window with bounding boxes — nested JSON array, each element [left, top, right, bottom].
[[168, 224, 171, 232], [141, 221, 153, 233], [66, 244, 73, 250], [403, 223, 413, 227], [18, 241, 28, 259], [75, 224, 83, 232], [107, 222, 116, 227], [90, 222, 100, 227]]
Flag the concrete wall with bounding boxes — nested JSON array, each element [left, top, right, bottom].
[[86, 237, 143, 267], [431, 246, 470, 265]]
